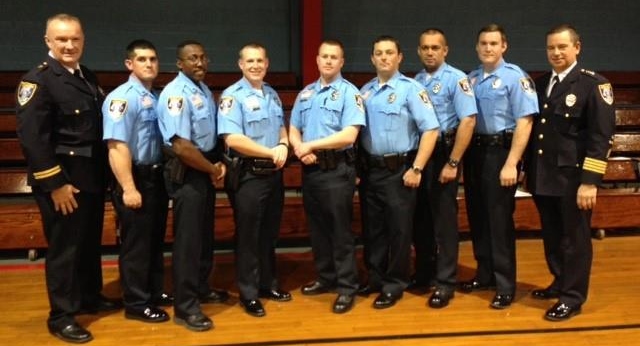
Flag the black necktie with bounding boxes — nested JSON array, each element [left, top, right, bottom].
[[547, 75, 559, 97]]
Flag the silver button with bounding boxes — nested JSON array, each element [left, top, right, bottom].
[[75, 109, 80, 114], [565, 113, 570, 118], [69, 151, 75, 155], [538, 134, 544, 140], [541, 118, 546, 124], [538, 149, 543, 155], [543, 104, 548, 109]]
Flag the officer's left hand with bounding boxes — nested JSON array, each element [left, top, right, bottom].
[[300, 153, 317, 165], [123, 188, 142, 209], [577, 184, 598, 210], [210, 162, 226, 184], [439, 165, 458, 184], [271, 145, 288, 169], [499, 164, 518, 187], [403, 169, 421, 188], [294, 143, 313, 159]]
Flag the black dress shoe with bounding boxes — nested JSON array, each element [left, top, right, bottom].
[[459, 278, 496, 293], [174, 312, 213, 332], [48, 322, 93, 343], [373, 292, 402, 309], [301, 281, 332, 296], [239, 298, 266, 317], [125, 306, 170, 323], [531, 287, 560, 300], [199, 289, 230, 304], [79, 294, 123, 314], [490, 294, 514, 309], [332, 294, 355, 314], [258, 289, 292, 302], [544, 302, 581, 321], [428, 288, 454, 309], [152, 292, 175, 307]]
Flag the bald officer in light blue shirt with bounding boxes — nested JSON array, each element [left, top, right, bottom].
[[103, 39, 170, 323], [156, 40, 226, 332], [358, 35, 439, 310], [460, 24, 538, 311], [290, 40, 365, 314], [412, 28, 477, 309]]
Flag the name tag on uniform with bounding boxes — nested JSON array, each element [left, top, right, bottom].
[[191, 94, 204, 109], [141, 95, 153, 109], [245, 96, 261, 111]]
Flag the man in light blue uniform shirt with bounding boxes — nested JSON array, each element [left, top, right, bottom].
[[460, 24, 538, 310], [103, 39, 171, 323], [157, 40, 227, 332], [218, 43, 291, 318], [357, 35, 440, 310], [290, 40, 365, 314], [412, 28, 477, 309]]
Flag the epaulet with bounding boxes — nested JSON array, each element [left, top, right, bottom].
[[580, 68, 599, 79], [37, 61, 49, 71]]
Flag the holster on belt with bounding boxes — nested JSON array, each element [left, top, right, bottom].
[[223, 153, 242, 191], [316, 150, 337, 171], [162, 146, 186, 184]]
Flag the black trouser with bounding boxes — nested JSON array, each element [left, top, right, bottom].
[[302, 161, 359, 296], [463, 144, 517, 295], [113, 165, 168, 309], [413, 141, 460, 290], [533, 193, 593, 306], [226, 170, 284, 300], [33, 187, 104, 328], [166, 168, 215, 316], [360, 165, 416, 296]]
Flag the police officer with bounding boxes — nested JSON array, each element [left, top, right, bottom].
[[15, 13, 120, 344], [157, 40, 227, 332], [412, 28, 477, 308], [103, 39, 171, 323], [218, 43, 291, 318], [460, 24, 538, 309], [358, 35, 440, 310], [526, 24, 615, 321], [290, 40, 365, 314]]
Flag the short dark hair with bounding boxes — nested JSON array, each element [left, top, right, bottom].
[[418, 28, 448, 46], [546, 24, 581, 44], [238, 42, 267, 59], [477, 23, 507, 43], [319, 39, 345, 57], [176, 40, 204, 58], [126, 39, 156, 59], [372, 35, 402, 54]]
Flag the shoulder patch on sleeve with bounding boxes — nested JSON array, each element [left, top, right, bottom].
[[457, 77, 474, 96], [167, 96, 184, 117], [418, 90, 433, 108], [17, 81, 38, 106], [355, 94, 364, 113], [598, 83, 614, 105], [519, 77, 536, 94], [107, 99, 128, 122], [219, 96, 234, 115]]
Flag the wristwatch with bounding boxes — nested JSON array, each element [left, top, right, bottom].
[[411, 165, 423, 174], [447, 158, 459, 168]]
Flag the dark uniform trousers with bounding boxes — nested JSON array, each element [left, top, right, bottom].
[[463, 144, 517, 295], [33, 186, 104, 328], [226, 170, 284, 300], [113, 164, 168, 309], [302, 161, 359, 296], [413, 140, 460, 289], [361, 165, 417, 296], [165, 167, 215, 316], [532, 186, 593, 306]]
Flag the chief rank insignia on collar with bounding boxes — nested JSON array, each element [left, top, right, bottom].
[[17, 81, 38, 106], [598, 83, 614, 105]]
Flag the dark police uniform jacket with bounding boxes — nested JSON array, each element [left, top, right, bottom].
[[16, 56, 106, 194], [526, 65, 615, 196]]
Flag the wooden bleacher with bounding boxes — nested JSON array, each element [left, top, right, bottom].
[[0, 71, 639, 259]]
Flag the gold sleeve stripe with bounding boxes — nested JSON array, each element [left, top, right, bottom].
[[583, 157, 607, 174], [33, 165, 62, 180]]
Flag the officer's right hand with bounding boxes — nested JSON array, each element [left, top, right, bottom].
[[51, 184, 80, 215], [209, 162, 226, 184], [271, 145, 288, 169], [123, 188, 142, 209], [300, 153, 317, 165]]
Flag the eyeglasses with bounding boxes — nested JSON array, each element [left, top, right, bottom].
[[180, 55, 210, 64]]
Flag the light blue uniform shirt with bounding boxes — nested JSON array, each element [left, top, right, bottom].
[[415, 63, 477, 132], [217, 78, 284, 148], [359, 72, 439, 155], [102, 75, 162, 164], [468, 60, 538, 134], [157, 71, 217, 151], [290, 75, 365, 149]]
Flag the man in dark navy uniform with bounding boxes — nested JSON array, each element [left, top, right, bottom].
[[526, 24, 615, 321], [16, 13, 121, 344]]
